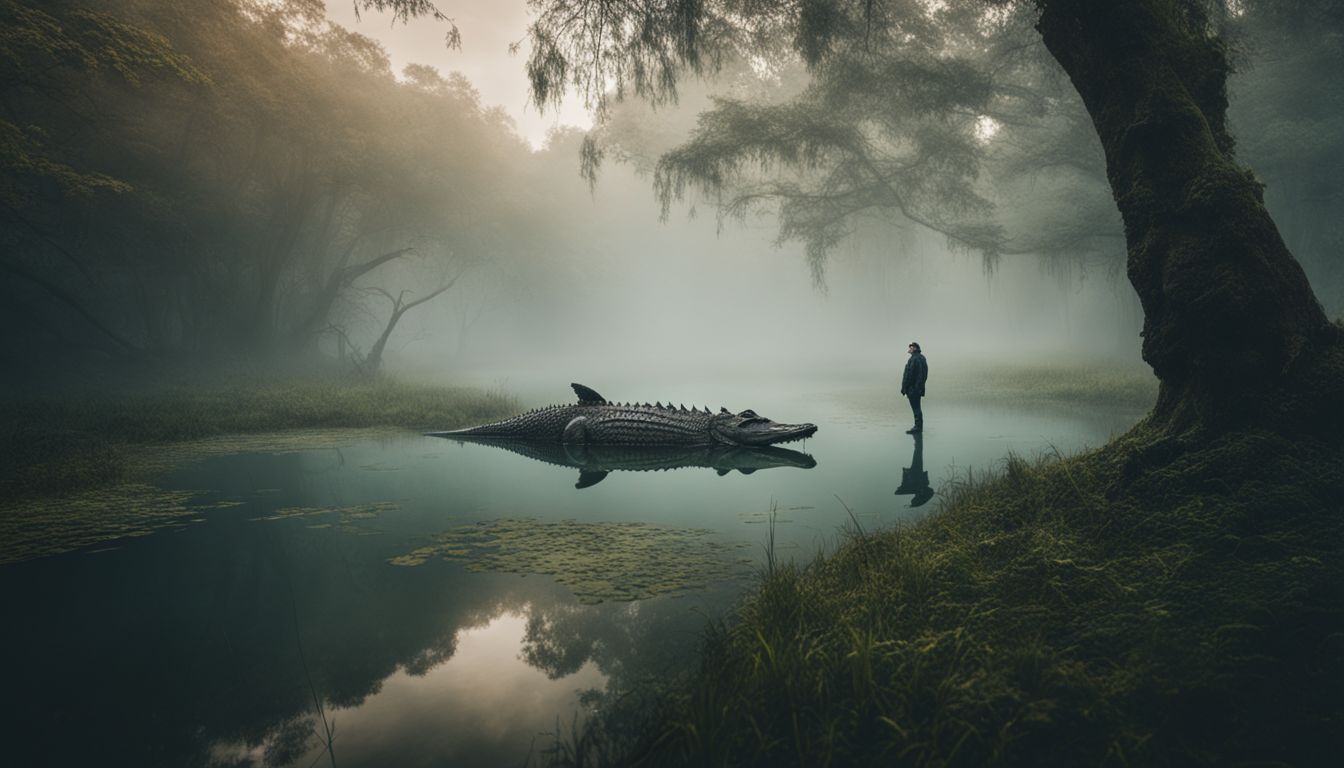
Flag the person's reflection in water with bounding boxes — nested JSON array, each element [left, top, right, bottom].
[[895, 432, 935, 507]]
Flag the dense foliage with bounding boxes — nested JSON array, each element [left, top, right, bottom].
[[588, 0, 1343, 307], [0, 0, 538, 371]]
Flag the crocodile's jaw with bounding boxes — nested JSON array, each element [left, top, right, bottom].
[[733, 422, 818, 446]]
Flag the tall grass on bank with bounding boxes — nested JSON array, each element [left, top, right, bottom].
[[0, 376, 518, 502], [567, 423, 1343, 766]]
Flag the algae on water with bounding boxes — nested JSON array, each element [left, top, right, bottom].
[[0, 483, 200, 565], [251, 500, 400, 535], [390, 518, 754, 603], [251, 501, 399, 523], [0, 428, 398, 565]]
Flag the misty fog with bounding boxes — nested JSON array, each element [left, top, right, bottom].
[[388, 158, 1145, 383], [302, 1, 1151, 389], [4, 0, 1337, 392]]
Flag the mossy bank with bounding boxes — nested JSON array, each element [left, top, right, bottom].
[[568, 421, 1343, 766]]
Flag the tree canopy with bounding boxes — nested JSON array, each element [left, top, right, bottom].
[[0, 0, 538, 370]]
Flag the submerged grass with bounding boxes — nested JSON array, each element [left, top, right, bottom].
[[565, 422, 1343, 766]]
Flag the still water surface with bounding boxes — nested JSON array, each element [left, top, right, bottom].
[[0, 380, 1143, 767]]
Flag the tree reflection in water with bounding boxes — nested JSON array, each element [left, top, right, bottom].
[[1, 505, 735, 767]]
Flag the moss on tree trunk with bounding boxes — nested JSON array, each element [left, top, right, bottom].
[[1036, 0, 1341, 436]]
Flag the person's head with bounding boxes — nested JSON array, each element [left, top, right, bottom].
[[907, 341, 921, 354]]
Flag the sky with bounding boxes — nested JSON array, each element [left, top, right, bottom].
[[323, 0, 593, 148]]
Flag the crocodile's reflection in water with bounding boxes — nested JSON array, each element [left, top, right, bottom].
[[437, 436, 817, 488]]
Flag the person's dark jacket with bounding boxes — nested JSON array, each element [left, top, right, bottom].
[[901, 353, 928, 397]]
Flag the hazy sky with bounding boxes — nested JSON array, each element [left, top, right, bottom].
[[323, 0, 593, 148]]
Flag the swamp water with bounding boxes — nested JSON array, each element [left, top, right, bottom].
[[0, 381, 1144, 767]]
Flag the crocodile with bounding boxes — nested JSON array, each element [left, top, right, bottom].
[[427, 383, 818, 447], [434, 438, 817, 488]]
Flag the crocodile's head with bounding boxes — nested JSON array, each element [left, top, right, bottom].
[[710, 408, 818, 446]]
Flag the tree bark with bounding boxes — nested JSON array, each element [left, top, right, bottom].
[[1036, 0, 1339, 433]]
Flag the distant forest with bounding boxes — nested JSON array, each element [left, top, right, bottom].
[[2, 0, 574, 376], [2, 0, 1339, 377]]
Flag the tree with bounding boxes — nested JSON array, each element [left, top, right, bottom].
[[0, 0, 207, 359], [0, 0, 538, 370], [361, 268, 464, 373], [618, 7, 1126, 283], [1033, 0, 1336, 432]]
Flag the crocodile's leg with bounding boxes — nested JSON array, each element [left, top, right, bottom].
[[562, 416, 590, 444]]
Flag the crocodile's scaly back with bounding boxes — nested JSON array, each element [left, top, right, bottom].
[[427, 383, 817, 447]]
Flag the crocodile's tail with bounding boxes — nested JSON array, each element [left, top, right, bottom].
[[425, 419, 524, 438], [427, 383, 602, 439]]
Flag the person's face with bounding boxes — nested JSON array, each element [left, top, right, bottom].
[[907, 344, 915, 355]]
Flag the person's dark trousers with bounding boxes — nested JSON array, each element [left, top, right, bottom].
[[908, 395, 923, 432]]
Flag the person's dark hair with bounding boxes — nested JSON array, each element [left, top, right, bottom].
[[909, 341, 921, 353]]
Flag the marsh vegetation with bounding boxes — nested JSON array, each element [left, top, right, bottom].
[[564, 425, 1343, 765]]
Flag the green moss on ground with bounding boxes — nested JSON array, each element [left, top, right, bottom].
[[573, 422, 1342, 766]]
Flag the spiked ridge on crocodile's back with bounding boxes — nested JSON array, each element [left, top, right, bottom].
[[427, 383, 818, 447]]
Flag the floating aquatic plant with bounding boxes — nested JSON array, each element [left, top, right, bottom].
[[251, 501, 399, 523], [0, 483, 200, 564], [0, 429, 399, 564], [389, 518, 755, 603]]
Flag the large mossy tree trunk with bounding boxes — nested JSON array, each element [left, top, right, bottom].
[[1036, 0, 1341, 436]]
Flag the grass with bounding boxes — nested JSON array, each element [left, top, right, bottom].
[[560, 420, 1343, 766], [932, 360, 1158, 407], [0, 374, 518, 503]]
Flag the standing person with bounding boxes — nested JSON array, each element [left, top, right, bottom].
[[901, 341, 928, 434]]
